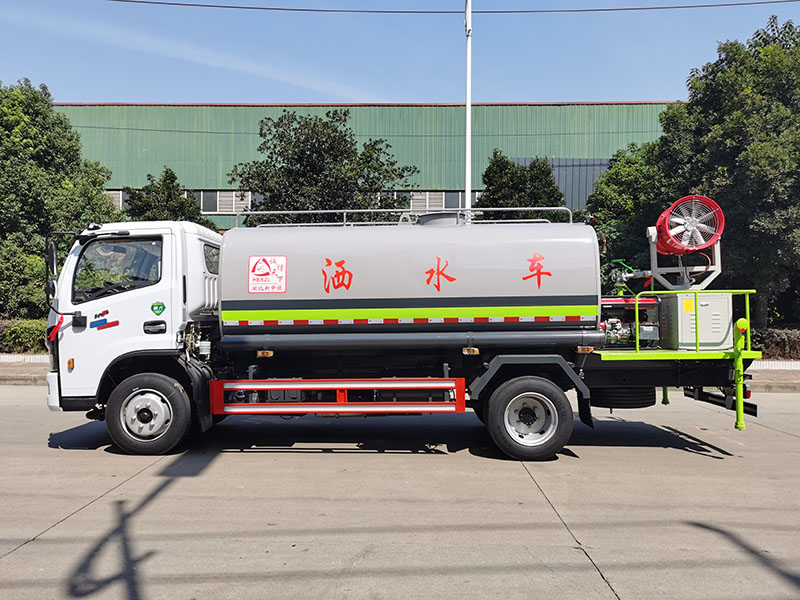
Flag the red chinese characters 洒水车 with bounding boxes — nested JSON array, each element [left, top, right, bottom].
[[522, 252, 552, 289], [322, 258, 354, 293], [425, 256, 456, 292]]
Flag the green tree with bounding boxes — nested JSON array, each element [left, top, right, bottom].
[[0, 79, 119, 319], [474, 149, 565, 220], [588, 17, 800, 326], [229, 110, 418, 223], [123, 167, 217, 230]]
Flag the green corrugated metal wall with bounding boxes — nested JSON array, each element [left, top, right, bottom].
[[55, 103, 668, 191]]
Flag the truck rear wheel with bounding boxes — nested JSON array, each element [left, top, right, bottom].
[[106, 373, 192, 455], [486, 376, 573, 461]]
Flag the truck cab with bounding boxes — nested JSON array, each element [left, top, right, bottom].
[[46, 221, 221, 416]]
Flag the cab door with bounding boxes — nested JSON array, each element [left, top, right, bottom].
[[57, 233, 176, 398]]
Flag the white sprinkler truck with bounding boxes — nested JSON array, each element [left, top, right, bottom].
[[45, 199, 761, 460]]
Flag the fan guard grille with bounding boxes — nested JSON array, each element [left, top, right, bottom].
[[655, 195, 725, 255]]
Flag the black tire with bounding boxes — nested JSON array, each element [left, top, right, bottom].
[[486, 376, 573, 461], [106, 373, 192, 455]]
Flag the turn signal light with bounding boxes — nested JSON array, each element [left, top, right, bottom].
[[576, 346, 594, 354], [462, 347, 480, 356], [67, 358, 74, 370], [256, 350, 274, 358]]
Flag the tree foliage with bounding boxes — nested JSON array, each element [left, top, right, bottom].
[[123, 167, 218, 231], [475, 149, 564, 220], [229, 110, 418, 223], [588, 17, 800, 325], [0, 79, 119, 319]]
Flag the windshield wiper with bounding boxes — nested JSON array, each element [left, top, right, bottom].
[[84, 279, 151, 301]]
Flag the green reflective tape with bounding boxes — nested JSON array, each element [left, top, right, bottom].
[[221, 304, 599, 322]]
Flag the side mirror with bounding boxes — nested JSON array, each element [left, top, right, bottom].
[[45, 280, 56, 300], [46, 240, 58, 279]]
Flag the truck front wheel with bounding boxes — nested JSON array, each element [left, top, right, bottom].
[[486, 376, 573, 461], [106, 373, 192, 455]]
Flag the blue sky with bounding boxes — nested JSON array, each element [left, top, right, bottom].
[[1, 1, 799, 104]]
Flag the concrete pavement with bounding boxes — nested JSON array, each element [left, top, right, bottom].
[[0, 384, 798, 599]]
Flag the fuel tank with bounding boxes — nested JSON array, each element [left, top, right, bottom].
[[219, 219, 601, 336]]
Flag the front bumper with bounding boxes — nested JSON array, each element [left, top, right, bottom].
[[46, 371, 61, 412]]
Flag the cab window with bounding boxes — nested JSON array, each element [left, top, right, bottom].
[[73, 238, 162, 304], [203, 244, 220, 274]]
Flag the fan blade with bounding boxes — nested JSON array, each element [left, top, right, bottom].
[[670, 225, 687, 236], [692, 229, 704, 246], [697, 211, 717, 223], [681, 230, 692, 245], [669, 215, 686, 225], [695, 223, 715, 234]]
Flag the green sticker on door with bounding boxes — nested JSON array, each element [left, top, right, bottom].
[[151, 302, 166, 316]]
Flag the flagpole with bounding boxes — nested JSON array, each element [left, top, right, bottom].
[[464, 0, 473, 221]]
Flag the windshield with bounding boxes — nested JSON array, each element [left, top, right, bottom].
[[73, 238, 162, 304]]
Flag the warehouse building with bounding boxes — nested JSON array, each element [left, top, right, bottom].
[[55, 102, 669, 227]]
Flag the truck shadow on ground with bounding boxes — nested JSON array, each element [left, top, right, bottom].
[[48, 412, 732, 460], [48, 417, 739, 600]]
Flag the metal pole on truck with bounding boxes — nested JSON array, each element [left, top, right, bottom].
[[464, 0, 473, 221]]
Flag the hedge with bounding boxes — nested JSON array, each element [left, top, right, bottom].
[[0, 319, 47, 353], [751, 328, 800, 360]]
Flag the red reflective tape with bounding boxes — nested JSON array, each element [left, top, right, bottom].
[[238, 320, 248, 326], [294, 320, 309, 326], [444, 317, 458, 324], [265, 320, 279, 325], [566, 316, 581, 322], [323, 319, 338, 325], [474, 317, 489, 323], [534, 316, 549, 322], [97, 320, 119, 330], [384, 318, 399, 324], [413, 318, 427, 324], [354, 319, 368, 325], [505, 317, 520, 323]]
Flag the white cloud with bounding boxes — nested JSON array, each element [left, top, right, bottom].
[[0, 7, 386, 102]]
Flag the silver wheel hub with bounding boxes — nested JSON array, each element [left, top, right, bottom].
[[503, 392, 558, 447], [120, 389, 173, 441]]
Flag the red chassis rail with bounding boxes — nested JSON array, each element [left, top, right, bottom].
[[209, 378, 466, 415]]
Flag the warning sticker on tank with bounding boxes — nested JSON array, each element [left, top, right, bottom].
[[248, 255, 287, 293]]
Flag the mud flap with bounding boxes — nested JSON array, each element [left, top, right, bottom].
[[577, 391, 594, 429]]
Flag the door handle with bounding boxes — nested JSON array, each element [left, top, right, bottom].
[[143, 320, 167, 334]]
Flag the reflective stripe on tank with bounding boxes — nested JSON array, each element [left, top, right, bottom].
[[222, 315, 598, 327], [220, 303, 598, 324]]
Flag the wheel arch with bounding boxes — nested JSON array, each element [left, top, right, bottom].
[[469, 354, 594, 429], [470, 355, 590, 400], [96, 351, 213, 432]]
